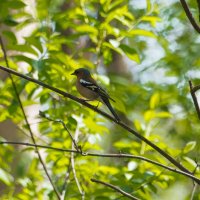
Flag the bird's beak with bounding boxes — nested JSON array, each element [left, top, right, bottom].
[[71, 71, 75, 75]]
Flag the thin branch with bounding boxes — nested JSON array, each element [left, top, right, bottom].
[[70, 118, 85, 199], [61, 159, 71, 200], [191, 84, 200, 93], [0, 65, 198, 184], [190, 161, 200, 200], [0, 38, 61, 199], [180, 0, 200, 33], [190, 183, 197, 200], [1, 141, 200, 183], [91, 178, 140, 200], [40, 112, 80, 151], [40, 114, 84, 198], [189, 80, 200, 120]]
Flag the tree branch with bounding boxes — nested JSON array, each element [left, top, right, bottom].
[[1, 141, 200, 183], [0, 65, 199, 184], [91, 178, 140, 200], [189, 80, 200, 120], [180, 0, 200, 33]]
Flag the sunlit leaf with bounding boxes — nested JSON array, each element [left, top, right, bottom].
[[123, 29, 156, 38], [182, 157, 197, 170], [141, 16, 161, 27], [183, 141, 196, 154], [0, 168, 13, 185], [119, 44, 140, 63], [150, 92, 160, 109]]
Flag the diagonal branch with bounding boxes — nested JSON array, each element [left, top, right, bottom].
[[0, 65, 199, 184], [180, 0, 200, 33], [0, 37, 61, 199], [91, 178, 140, 200], [1, 141, 200, 183]]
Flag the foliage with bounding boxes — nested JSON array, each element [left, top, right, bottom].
[[0, 0, 199, 199]]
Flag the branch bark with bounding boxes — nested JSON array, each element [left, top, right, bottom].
[[189, 80, 200, 120], [180, 0, 200, 33]]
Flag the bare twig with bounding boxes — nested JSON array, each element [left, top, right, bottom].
[[61, 159, 71, 200], [189, 80, 200, 120], [1, 141, 200, 183], [190, 161, 200, 199], [39, 114, 83, 199], [0, 37, 61, 199], [180, 0, 200, 33], [0, 65, 199, 184], [40, 112, 80, 151], [91, 178, 140, 200], [190, 183, 197, 200], [70, 117, 85, 199]]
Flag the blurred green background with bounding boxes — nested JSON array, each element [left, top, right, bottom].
[[0, 0, 199, 199]]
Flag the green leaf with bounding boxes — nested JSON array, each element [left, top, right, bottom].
[[150, 92, 160, 109], [183, 141, 196, 154], [4, 16, 18, 26], [122, 29, 156, 38], [182, 157, 197, 170], [144, 110, 155, 122], [134, 119, 143, 131], [75, 25, 98, 35], [155, 112, 172, 118], [108, 0, 125, 12], [24, 36, 43, 53], [102, 48, 113, 65], [7, 0, 26, 9], [8, 44, 39, 56], [0, 168, 13, 185], [141, 16, 161, 27], [144, 110, 172, 122], [146, 0, 151, 12], [2, 31, 17, 44], [119, 44, 140, 63]]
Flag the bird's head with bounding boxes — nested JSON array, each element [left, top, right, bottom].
[[71, 68, 91, 78]]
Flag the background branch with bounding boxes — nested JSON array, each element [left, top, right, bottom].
[[70, 116, 85, 199], [1, 141, 199, 183], [180, 0, 200, 33], [91, 178, 140, 200], [189, 80, 200, 120]]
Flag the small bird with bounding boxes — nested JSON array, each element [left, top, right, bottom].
[[71, 68, 120, 121]]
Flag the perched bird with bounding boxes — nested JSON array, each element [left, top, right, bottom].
[[71, 68, 120, 121]]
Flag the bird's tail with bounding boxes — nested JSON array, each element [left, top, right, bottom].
[[101, 97, 120, 122]]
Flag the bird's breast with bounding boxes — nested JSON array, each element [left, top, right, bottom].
[[76, 81, 99, 100]]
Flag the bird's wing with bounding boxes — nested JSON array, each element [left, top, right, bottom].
[[79, 79, 115, 102]]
